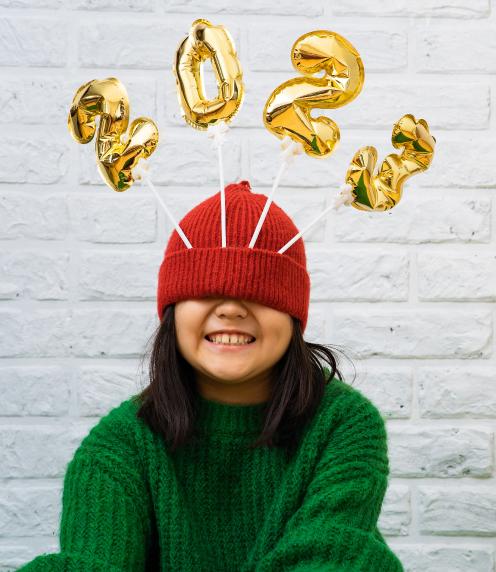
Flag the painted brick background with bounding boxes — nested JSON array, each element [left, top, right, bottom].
[[1, 1, 495, 571]]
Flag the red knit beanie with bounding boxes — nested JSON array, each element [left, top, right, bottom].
[[156, 180, 311, 332]]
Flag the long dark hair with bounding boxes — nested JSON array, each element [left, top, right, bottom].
[[134, 303, 355, 461]]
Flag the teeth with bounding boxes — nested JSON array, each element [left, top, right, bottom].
[[207, 333, 254, 345]]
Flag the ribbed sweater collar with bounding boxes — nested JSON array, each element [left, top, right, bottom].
[[195, 392, 267, 436]]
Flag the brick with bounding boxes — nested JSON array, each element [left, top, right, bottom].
[[350, 370, 413, 419], [418, 251, 496, 300], [332, 309, 491, 358], [73, 0, 153, 10], [0, 485, 62, 537], [0, 193, 69, 240], [331, 0, 490, 18], [308, 248, 409, 301], [162, 0, 323, 16], [0, 136, 69, 184], [392, 546, 493, 572], [0, 420, 93, 478], [379, 485, 410, 536], [334, 194, 490, 244], [0, 250, 70, 300], [418, 368, 496, 418], [0, 310, 73, 358], [418, 487, 496, 535], [0, 366, 70, 416], [71, 309, 156, 357], [0, 17, 67, 66], [78, 366, 141, 416], [416, 24, 496, 72], [69, 193, 156, 243], [78, 249, 161, 300], [389, 427, 493, 477]]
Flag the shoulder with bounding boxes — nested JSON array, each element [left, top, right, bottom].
[[79, 396, 140, 444], [61, 396, 154, 529], [309, 372, 391, 473], [69, 394, 149, 473], [323, 367, 385, 415], [319, 370, 388, 443]]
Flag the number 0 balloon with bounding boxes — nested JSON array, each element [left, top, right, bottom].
[[173, 18, 244, 130]]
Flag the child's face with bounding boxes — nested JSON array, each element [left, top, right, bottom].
[[174, 296, 293, 404]]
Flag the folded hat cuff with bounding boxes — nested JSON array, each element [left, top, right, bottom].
[[156, 246, 310, 332]]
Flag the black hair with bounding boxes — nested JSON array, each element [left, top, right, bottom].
[[133, 303, 355, 462]]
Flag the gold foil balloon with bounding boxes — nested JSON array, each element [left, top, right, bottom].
[[68, 77, 159, 192], [346, 113, 436, 212], [173, 18, 244, 130], [263, 30, 365, 158]]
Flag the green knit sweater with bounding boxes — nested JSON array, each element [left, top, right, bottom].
[[17, 374, 404, 572]]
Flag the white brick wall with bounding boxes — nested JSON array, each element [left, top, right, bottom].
[[0, 1, 495, 570]]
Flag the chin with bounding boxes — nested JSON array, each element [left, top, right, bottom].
[[199, 364, 250, 382]]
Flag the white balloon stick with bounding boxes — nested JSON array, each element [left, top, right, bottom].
[[248, 160, 286, 249], [135, 164, 193, 249], [248, 137, 302, 249], [277, 183, 356, 254], [207, 121, 230, 248]]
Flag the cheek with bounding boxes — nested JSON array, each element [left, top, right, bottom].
[[261, 327, 291, 355], [175, 322, 203, 360]]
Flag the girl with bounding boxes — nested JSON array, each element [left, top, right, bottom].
[[18, 180, 404, 571]]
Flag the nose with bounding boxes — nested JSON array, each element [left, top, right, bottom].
[[214, 298, 248, 319]]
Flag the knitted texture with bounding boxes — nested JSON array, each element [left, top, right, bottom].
[[17, 375, 404, 572], [156, 180, 311, 332]]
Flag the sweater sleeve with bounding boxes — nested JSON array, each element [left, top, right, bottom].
[[253, 395, 404, 572], [17, 401, 152, 571]]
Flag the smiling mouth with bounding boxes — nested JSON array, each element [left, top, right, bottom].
[[204, 336, 256, 346]]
